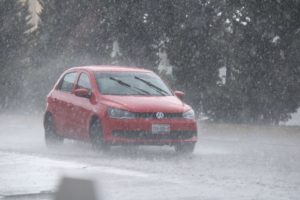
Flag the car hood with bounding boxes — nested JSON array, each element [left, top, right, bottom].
[[101, 95, 191, 113]]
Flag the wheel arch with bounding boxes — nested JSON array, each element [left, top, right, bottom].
[[88, 114, 101, 136], [43, 111, 53, 128]]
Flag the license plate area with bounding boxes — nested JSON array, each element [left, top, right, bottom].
[[151, 124, 170, 134]]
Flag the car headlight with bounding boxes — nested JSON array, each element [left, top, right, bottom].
[[183, 109, 195, 120], [107, 107, 135, 119]]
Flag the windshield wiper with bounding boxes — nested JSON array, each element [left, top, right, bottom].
[[109, 77, 150, 95], [134, 76, 169, 96]]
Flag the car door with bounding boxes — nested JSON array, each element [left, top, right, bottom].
[[52, 71, 78, 137], [70, 72, 94, 139]]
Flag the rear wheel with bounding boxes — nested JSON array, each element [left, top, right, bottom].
[[174, 142, 195, 154], [44, 114, 63, 147], [90, 119, 110, 151]]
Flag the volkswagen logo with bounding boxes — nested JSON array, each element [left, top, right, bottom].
[[156, 112, 164, 119]]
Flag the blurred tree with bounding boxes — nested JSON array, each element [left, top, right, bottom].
[[13, 0, 300, 124], [36, 0, 172, 69], [216, 0, 300, 124], [0, 0, 33, 110], [166, 0, 223, 115], [37, 0, 91, 63], [108, 0, 162, 68], [165, 0, 300, 124]]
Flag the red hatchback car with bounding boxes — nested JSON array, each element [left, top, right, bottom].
[[44, 66, 198, 153]]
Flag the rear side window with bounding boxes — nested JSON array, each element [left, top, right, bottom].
[[77, 73, 91, 90], [59, 72, 77, 93]]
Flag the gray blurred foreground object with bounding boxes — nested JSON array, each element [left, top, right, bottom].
[[55, 177, 100, 200]]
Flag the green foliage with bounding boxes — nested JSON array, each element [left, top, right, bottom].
[[165, 0, 300, 124], [212, 0, 300, 124], [0, 0, 299, 123]]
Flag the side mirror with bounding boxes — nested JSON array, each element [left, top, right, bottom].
[[74, 88, 91, 99], [174, 90, 185, 99]]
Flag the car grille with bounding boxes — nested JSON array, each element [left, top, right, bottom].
[[134, 112, 183, 119], [112, 130, 196, 140]]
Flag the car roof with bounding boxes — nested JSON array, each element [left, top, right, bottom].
[[69, 65, 153, 73]]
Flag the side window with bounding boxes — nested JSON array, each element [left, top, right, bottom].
[[59, 72, 77, 93], [77, 73, 91, 90]]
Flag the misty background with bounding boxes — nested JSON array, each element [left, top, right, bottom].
[[0, 0, 299, 125]]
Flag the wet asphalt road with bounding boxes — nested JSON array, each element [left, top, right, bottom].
[[0, 113, 300, 200]]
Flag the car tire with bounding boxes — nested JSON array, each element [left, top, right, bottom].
[[44, 114, 63, 147], [90, 119, 110, 151], [174, 142, 195, 154]]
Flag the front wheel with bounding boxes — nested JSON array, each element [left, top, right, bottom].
[[44, 115, 63, 147], [174, 142, 195, 154], [90, 119, 110, 151]]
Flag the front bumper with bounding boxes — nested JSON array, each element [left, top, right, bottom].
[[102, 118, 198, 145]]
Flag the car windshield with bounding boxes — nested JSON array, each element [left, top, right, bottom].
[[95, 72, 172, 96]]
